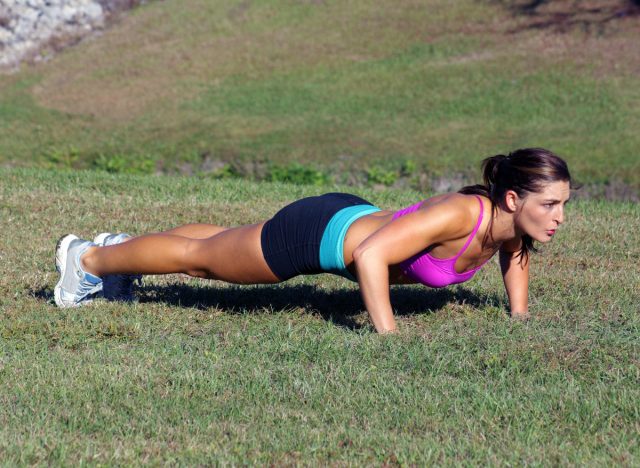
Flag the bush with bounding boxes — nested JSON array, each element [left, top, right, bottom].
[[43, 147, 80, 169], [366, 165, 398, 186], [267, 162, 331, 186], [93, 153, 155, 174]]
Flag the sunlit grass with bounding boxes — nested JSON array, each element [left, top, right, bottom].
[[0, 167, 638, 464]]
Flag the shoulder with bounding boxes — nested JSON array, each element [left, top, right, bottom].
[[414, 193, 484, 239], [422, 192, 486, 221]]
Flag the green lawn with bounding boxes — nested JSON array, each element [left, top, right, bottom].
[[0, 0, 639, 193], [1, 168, 638, 464]]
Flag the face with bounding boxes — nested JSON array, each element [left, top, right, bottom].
[[510, 180, 571, 242]]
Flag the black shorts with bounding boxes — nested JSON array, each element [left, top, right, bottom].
[[260, 192, 375, 281]]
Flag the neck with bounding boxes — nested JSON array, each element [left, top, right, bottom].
[[489, 206, 521, 246]]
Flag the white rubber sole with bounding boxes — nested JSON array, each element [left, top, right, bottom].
[[54, 234, 79, 308]]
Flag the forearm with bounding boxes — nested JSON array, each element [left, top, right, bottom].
[[500, 250, 529, 318], [353, 253, 397, 333], [506, 283, 529, 316]]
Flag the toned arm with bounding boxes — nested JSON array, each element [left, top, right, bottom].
[[353, 196, 475, 333], [499, 241, 530, 318]]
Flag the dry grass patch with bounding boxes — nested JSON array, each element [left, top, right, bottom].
[[30, 0, 488, 120], [30, 0, 638, 126]]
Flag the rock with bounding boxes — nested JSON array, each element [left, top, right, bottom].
[[61, 5, 78, 22], [0, 0, 145, 71], [84, 3, 103, 20], [0, 27, 12, 43]]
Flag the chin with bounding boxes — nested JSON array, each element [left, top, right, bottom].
[[536, 233, 554, 243]]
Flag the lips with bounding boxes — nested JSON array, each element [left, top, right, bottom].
[[546, 229, 556, 236]]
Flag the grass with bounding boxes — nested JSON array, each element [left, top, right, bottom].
[[0, 0, 639, 193], [0, 0, 638, 462], [1, 167, 638, 464]]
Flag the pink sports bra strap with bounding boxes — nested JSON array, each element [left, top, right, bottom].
[[452, 196, 484, 260]]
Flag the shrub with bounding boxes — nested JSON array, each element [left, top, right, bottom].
[[93, 153, 155, 174], [366, 165, 398, 186], [267, 162, 331, 186]]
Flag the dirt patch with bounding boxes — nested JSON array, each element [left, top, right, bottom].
[[227, 0, 253, 22], [574, 179, 640, 202], [29, 0, 473, 120], [475, 1, 640, 79], [498, 0, 640, 34], [99, 0, 150, 13]]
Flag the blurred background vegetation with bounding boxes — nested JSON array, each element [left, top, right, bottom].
[[1, 0, 638, 197]]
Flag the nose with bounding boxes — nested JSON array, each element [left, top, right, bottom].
[[556, 205, 565, 225]]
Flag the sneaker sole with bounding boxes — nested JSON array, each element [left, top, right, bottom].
[[54, 234, 79, 308]]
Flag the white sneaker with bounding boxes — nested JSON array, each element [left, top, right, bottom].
[[93, 233, 142, 302], [54, 235, 103, 308]]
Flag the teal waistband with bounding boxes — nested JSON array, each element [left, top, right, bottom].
[[319, 204, 381, 282]]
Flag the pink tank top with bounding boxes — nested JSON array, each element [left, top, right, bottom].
[[392, 196, 489, 288]]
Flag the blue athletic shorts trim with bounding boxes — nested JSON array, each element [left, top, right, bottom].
[[319, 205, 382, 281]]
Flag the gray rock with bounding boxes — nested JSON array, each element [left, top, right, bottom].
[[0, 0, 140, 71]]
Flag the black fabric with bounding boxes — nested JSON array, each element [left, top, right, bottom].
[[260, 192, 373, 280]]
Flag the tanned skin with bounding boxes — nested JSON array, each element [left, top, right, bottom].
[[81, 181, 570, 333]]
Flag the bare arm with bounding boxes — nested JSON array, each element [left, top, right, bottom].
[[353, 196, 476, 333], [499, 241, 530, 318], [353, 249, 397, 332]]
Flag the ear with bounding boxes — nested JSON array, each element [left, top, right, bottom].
[[504, 190, 520, 212]]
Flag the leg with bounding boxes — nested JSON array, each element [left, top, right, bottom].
[[158, 223, 229, 239], [81, 221, 280, 284], [114, 224, 229, 242]]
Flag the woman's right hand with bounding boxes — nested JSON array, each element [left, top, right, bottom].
[[353, 249, 398, 333], [352, 194, 477, 333]]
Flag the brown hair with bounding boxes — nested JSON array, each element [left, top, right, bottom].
[[459, 148, 572, 262]]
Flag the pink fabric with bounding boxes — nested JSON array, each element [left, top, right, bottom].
[[392, 196, 489, 288]]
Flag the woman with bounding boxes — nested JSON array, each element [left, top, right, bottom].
[[54, 148, 572, 333]]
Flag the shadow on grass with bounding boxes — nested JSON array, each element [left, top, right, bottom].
[[33, 282, 503, 330], [140, 283, 502, 330]]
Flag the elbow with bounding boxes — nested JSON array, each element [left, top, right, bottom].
[[353, 246, 385, 270], [352, 246, 365, 263], [352, 245, 373, 264]]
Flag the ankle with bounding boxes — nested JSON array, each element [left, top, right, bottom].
[[80, 246, 101, 277]]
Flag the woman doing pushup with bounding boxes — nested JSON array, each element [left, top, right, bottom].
[[54, 147, 572, 333]]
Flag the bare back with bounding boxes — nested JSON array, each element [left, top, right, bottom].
[[342, 193, 498, 284]]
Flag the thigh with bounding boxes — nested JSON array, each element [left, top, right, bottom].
[[162, 223, 229, 239], [193, 222, 280, 284]]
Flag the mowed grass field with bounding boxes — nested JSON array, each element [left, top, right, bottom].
[[0, 0, 639, 191], [1, 168, 638, 464]]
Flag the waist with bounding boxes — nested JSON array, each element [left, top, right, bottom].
[[320, 204, 382, 280]]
